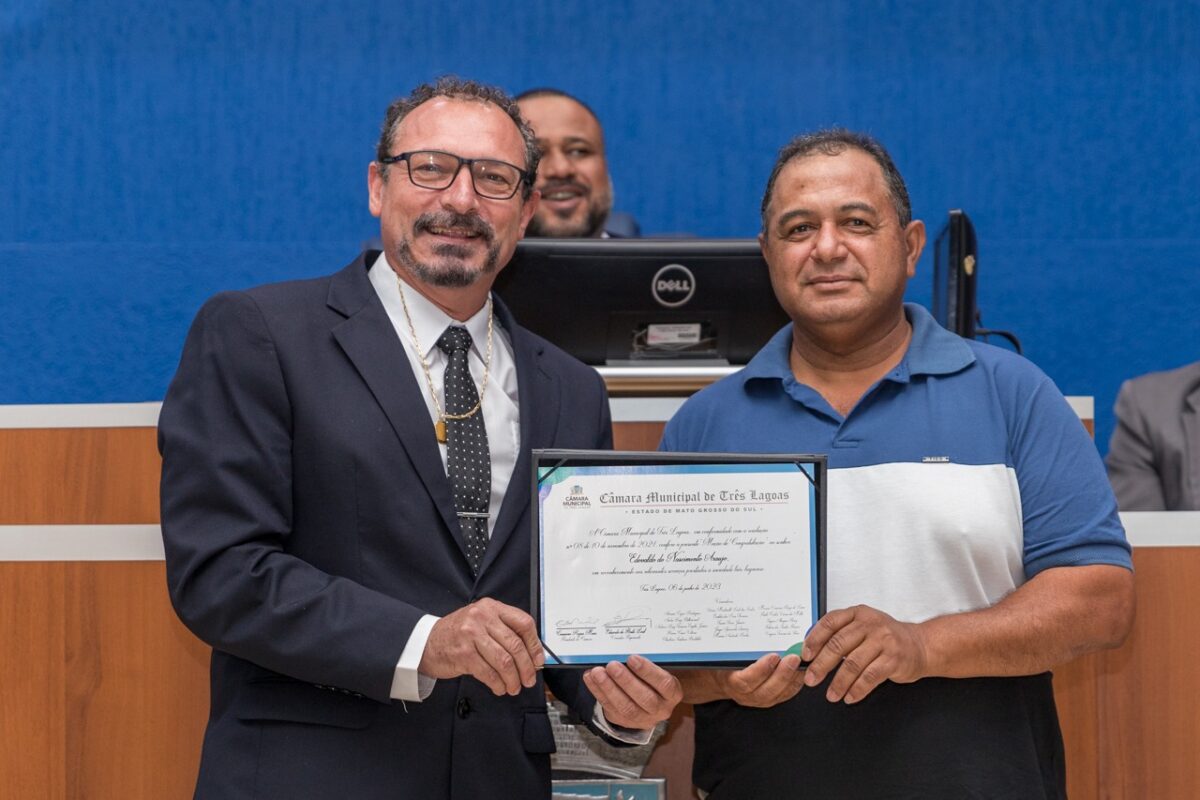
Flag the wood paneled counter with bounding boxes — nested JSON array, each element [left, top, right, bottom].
[[2, 398, 1191, 800]]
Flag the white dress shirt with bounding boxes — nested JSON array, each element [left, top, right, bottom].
[[369, 254, 519, 701], [368, 255, 651, 744]]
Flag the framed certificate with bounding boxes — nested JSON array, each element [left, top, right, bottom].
[[532, 450, 826, 667]]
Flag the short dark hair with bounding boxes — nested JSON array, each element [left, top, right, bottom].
[[515, 87, 603, 127], [760, 128, 912, 232], [375, 76, 539, 199]]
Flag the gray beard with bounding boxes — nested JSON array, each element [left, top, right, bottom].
[[393, 239, 501, 288]]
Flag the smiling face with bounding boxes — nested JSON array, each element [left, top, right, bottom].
[[517, 94, 612, 238], [368, 97, 537, 295], [759, 148, 926, 344]]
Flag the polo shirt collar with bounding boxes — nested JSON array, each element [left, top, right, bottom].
[[740, 323, 794, 384], [902, 302, 976, 378], [739, 302, 976, 389]]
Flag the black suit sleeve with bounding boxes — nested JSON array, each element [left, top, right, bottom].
[[159, 291, 425, 702], [594, 366, 615, 450]]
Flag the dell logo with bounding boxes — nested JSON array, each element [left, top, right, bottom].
[[651, 264, 696, 308]]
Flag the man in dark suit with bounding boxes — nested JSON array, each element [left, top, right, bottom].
[[159, 77, 680, 800], [1107, 360, 1200, 510]]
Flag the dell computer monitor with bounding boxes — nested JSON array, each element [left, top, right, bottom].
[[932, 209, 978, 338], [493, 238, 789, 366]]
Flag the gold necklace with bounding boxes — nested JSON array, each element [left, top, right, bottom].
[[395, 274, 494, 444]]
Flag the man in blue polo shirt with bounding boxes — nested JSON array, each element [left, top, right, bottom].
[[665, 129, 1134, 799]]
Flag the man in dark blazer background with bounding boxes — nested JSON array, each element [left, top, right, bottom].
[[1107, 360, 1200, 510], [159, 77, 680, 799]]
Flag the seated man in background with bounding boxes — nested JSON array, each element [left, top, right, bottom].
[[516, 88, 639, 237], [1107, 360, 1200, 510]]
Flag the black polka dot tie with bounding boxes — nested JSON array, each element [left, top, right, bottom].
[[437, 326, 491, 576]]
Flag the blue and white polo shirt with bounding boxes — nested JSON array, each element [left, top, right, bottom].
[[661, 303, 1132, 623]]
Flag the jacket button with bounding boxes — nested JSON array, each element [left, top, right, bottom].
[[456, 698, 472, 719]]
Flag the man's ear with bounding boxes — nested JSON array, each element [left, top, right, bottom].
[[903, 219, 926, 278], [367, 161, 384, 218], [517, 189, 540, 236]]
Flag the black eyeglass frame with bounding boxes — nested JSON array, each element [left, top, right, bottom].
[[379, 149, 532, 200]]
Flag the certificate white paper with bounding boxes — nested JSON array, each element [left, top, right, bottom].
[[534, 452, 823, 666]]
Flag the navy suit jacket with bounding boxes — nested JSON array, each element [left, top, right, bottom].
[[159, 252, 613, 799]]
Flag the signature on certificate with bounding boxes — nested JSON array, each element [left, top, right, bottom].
[[604, 607, 652, 638], [554, 617, 599, 641]]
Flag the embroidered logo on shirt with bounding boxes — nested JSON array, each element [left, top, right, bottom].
[[922, 456, 951, 463]]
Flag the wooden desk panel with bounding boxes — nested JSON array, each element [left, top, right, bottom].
[[1098, 547, 1200, 799], [1053, 653, 1101, 799], [0, 563, 67, 800], [0, 428, 160, 524], [0, 562, 209, 800], [0, 408, 1191, 800], [64, 562, 210, 799], [612, 421, 666, 452]]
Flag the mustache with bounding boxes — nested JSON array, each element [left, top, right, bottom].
[[413, 211, 494, 243], [538, 178, 589, 196]]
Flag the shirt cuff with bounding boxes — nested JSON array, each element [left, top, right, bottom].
[[591, 703, 654, 745], [390, 614, 440, 701]]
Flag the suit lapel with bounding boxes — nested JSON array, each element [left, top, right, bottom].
[[1184, 375, 1200, 509], [326, 257, 466, 557], [477, 302, 561, 576]]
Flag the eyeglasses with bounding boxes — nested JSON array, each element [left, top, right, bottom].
[[379, 150, 530, 200]]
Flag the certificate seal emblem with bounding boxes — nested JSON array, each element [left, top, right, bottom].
[[561, 484, 591, 509]]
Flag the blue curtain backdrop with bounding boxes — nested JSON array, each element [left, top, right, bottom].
[[2, 0, 1198, 453]]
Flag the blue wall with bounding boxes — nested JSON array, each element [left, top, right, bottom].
[[3, 0, 1198, 452]]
